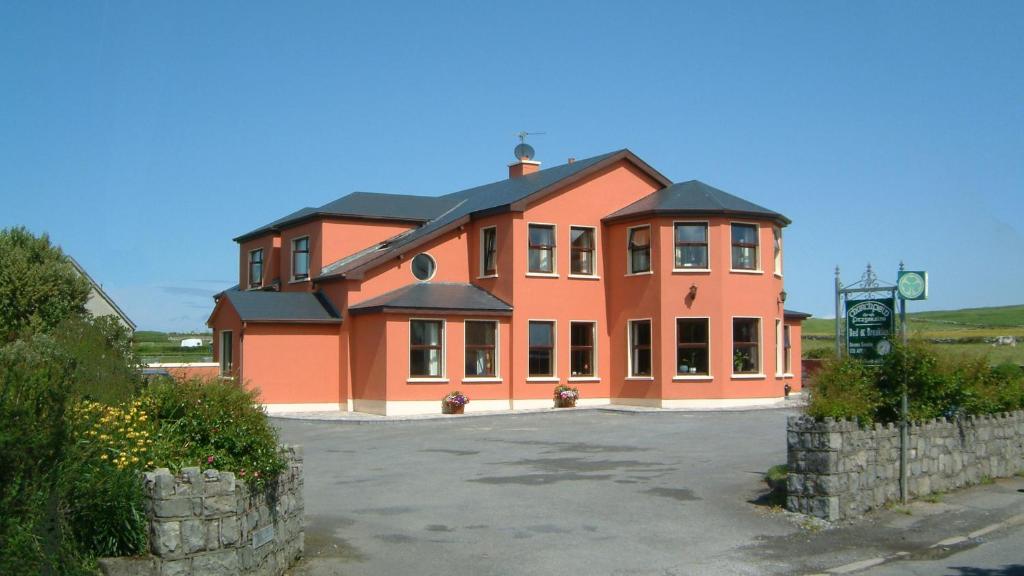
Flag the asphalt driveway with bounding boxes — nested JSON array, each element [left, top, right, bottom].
[[274, 409, 803, 575]]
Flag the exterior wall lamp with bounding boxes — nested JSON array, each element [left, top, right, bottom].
[[688, 284, 698, 299], [779, 290, 787, 304]]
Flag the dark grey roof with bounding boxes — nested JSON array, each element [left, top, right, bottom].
[[220, 289, 341, 323], [320, 149, 670, 280], [784, 309, 813, 319], [233, 192, 459, 242], [348, 282, 512, 316], [603, 180, 790, 225]]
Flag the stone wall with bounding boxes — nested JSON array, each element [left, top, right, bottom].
[[787, 412, 1024, 521], [100, 446, 304, 576]]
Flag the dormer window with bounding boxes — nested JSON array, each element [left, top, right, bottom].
[[248, 249, 264, 288], [292, 237, 310, 281]]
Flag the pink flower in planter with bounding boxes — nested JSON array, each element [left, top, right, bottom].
[[207, 455, 215, 464]]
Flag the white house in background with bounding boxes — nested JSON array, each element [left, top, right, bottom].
[[68, 257, 137, 333], [180, 338, 205, 348]]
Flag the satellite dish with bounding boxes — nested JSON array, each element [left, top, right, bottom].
[[514, 143, 535, 161]]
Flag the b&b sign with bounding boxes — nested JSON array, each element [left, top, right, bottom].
[[846, 298, 895, 361]]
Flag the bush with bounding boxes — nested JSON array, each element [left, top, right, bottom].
[[807, 341, 1024, 424], [806, 356, 880, 423], [141, 378, 285, 486]]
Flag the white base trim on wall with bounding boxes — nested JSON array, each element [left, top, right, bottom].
[[148, 362, 219, 368], [576, 397, 610, 407], [510, 398, 554, 410], [466, 399, 513, 413], [263, 402, 343, 414], [353, 399, 386, 415], [659, 397, 783, 409], [346, 399, 354, 412], [612, 397, 663, 408]]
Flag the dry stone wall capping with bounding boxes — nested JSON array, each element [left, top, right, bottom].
[[786, 412, 1024, 521], [98, 445, 304, 576]]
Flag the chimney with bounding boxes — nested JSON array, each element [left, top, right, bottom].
[[508, 137, 541, 178], [509, 159, 541, 178]]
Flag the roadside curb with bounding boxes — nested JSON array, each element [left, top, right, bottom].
[[810, 512, 1024, 575]]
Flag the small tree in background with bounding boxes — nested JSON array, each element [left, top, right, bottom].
[[0, 227, 90, 342]]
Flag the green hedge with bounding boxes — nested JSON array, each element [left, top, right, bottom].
[[807, 341, 1024, 424]]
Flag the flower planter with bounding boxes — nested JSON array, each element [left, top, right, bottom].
[[442, 403, 465, 414], [554, 398, 576, 408]]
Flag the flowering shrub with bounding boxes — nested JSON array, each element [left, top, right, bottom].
[[554, 385, 579, 405]]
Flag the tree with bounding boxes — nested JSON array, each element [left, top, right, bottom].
[[0, 227, 90, 342]]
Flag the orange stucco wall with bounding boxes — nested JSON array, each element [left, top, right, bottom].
[[209, 299, 242, 379], [240, 323, 341, 404]]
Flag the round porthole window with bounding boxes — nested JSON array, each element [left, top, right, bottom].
[[411, 253, 436, 281]]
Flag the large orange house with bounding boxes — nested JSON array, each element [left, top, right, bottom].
[[208, 148, 810, 415]]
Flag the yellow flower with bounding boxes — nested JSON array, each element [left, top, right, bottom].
[[100, 454, 108, 460]]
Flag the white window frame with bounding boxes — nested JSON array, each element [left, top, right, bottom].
[[410, 251, 438, 282], [526, 222, 558, 277], [783, 324, 794, 377], [526, 319, 559, 381], [478, 226, 498, 279], [248, 248, 264, 289], [626, 318, 654, 380], [568, 225, 599, 279], [673, 316, 712, 381], [568, 320, 599, 381], [463, 319, 501, 383], [672, 220, 711, 273], [291, 235, 311, 282], [773, 226, 783, 278], [775, 319, 784, 377], [219, 330, 233, 378], [408, 318, 448, 383], [729, 222, 762, 274], [731, 316, 765, 379], [625, 224, 654, 276]]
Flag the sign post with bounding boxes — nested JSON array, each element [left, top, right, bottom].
[[845, 298, 896, 361], [895, 265, 927, 504]]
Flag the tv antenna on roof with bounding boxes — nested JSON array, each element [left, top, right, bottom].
[[514, 131, 545, 161]]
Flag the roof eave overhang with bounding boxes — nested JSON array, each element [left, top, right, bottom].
[[241, 318, 343, 324], [508, 150, 672, 212], [348, 306, 512, 317], [603, 209, 791, 227], [783, 311, 813, 320]]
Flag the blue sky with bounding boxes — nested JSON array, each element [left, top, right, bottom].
[[2, 1, 1022, 332]]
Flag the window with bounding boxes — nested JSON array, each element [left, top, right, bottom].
[[674, 223, 708, 270], [411, 253, 436, 281], [570, 227, 595, 276], [570, 322, 596, 377], [627, 226, 651, 274], [773, 226, 783, 276], [219, 331, 233, 377], [676, 318, 709, 375], [481, 227, 497, 276], [733, 318, 760, 374], [731, 224, 758, 271], [528, 224, 556, 274], [248, 249, 264, 288], [628, 320, 652, 377], [410, 320, 444, 378], [528, 321, 555, 377], [464, 321, 497, 378], [292, 237, 310, 280], [783, 324, 792, 374]]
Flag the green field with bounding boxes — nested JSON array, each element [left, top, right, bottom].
[[134, 331, 213, 364], [804, 304, 1024, 364]]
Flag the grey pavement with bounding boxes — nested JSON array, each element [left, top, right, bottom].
[[273, 409, 1024, 576]]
